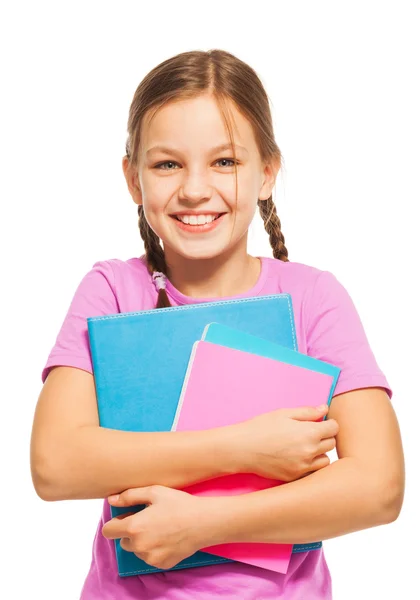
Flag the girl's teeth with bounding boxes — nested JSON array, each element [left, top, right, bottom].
[[178, 214, 218, 225]]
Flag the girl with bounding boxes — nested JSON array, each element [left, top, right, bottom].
[[30, 49, 404, 599]]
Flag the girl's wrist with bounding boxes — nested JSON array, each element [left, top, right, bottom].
[[188, 426, 252, 550], [215, 423, 250, 475], [194, 495, 238, 549]]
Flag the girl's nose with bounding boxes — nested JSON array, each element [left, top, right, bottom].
[[179, 171, 213, 204]]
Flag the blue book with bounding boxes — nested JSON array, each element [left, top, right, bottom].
[[87, 294, 313, 576]]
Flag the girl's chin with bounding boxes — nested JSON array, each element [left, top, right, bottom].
[[174, 247, 229, 261], [163, 239, 233, 262]]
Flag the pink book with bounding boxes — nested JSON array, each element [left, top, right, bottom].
[[171, 341, 335, 573]]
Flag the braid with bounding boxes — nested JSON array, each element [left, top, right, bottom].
[[257, 196, 289, 262], [138, 205, 172, 308]]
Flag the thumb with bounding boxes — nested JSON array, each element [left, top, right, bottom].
[[108, 486, 154, 507], [285, 404, 329, 421]]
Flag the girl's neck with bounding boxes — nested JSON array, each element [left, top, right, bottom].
[[164, 247, 261, 299]]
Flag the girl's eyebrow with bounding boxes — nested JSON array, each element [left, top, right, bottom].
[[146, 143, 248, 157]]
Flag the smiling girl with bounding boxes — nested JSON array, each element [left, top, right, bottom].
[[30, 49, 404, 599]]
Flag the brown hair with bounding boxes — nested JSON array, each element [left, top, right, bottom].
[[125, 49, 289, 308]]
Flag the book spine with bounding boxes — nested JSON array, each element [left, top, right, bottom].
[[201, 322, 214, 340], [171, 341, 200, 431], [86, 319, 107, 423]]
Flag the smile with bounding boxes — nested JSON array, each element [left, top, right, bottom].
[[170, 213, 226, 233], [175, 214, 221, 225]]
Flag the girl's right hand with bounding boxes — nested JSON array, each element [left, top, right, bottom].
[[229, 405, 339, 482]]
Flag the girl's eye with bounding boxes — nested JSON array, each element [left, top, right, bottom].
[[153, 160, 180, 171], [215, 158, 237, 167], [155, 161, 179, 170], [154, 158, 238, 170]]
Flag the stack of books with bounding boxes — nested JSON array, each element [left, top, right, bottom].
[[87, 295, 340, 577]]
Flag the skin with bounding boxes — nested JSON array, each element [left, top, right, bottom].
[[122, 92, 280, 298]]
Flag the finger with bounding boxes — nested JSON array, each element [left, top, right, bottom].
[[120, 537, 134, 552], [318, 437, 336, 454], [319, 418, 339, 439], [310, 453, 331, 471], [108, 486, 154, 507], [288, 405, 329, 421], [102, 514, 134, 540]]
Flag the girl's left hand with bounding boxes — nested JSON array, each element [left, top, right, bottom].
[[102, 485, 215, 570]]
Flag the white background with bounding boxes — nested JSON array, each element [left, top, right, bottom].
[[1, 1, 418, 598]]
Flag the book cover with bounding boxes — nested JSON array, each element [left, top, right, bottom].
[[171, 340, 338, 573], [200, 322, 341, 556]]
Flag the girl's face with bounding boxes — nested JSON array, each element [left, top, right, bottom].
[[124, 94, 279, 263]]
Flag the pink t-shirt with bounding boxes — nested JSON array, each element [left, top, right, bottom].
[[41, 255, 392, 600]]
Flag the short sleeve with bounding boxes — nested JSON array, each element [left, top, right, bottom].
[[305, 270, 392, 399], [41, 260, 119, 384]]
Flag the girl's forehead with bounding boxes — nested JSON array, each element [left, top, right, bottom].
[[142, 95, 255, 153]]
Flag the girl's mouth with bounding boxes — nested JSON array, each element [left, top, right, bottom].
[[170, 213, 226, 233]]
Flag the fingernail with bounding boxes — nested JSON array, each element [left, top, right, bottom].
[[108, 494, 120, 502], [317, 404, 328, 411]]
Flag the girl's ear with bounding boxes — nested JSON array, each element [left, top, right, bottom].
[[122, 156, 143, 205], [258, 155, 281, 201]]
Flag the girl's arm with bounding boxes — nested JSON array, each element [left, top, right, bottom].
[[30, 366, 239, 501], [199, 387, 405, 547]]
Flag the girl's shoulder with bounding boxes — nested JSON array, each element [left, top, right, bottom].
[[91, 255, 156, 312], [261, 255, 330, 296], [90, 255, 151, 286], [261, 256, 354, 324], [41, 256, 154, 383], [94, 254, 149, 278]]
